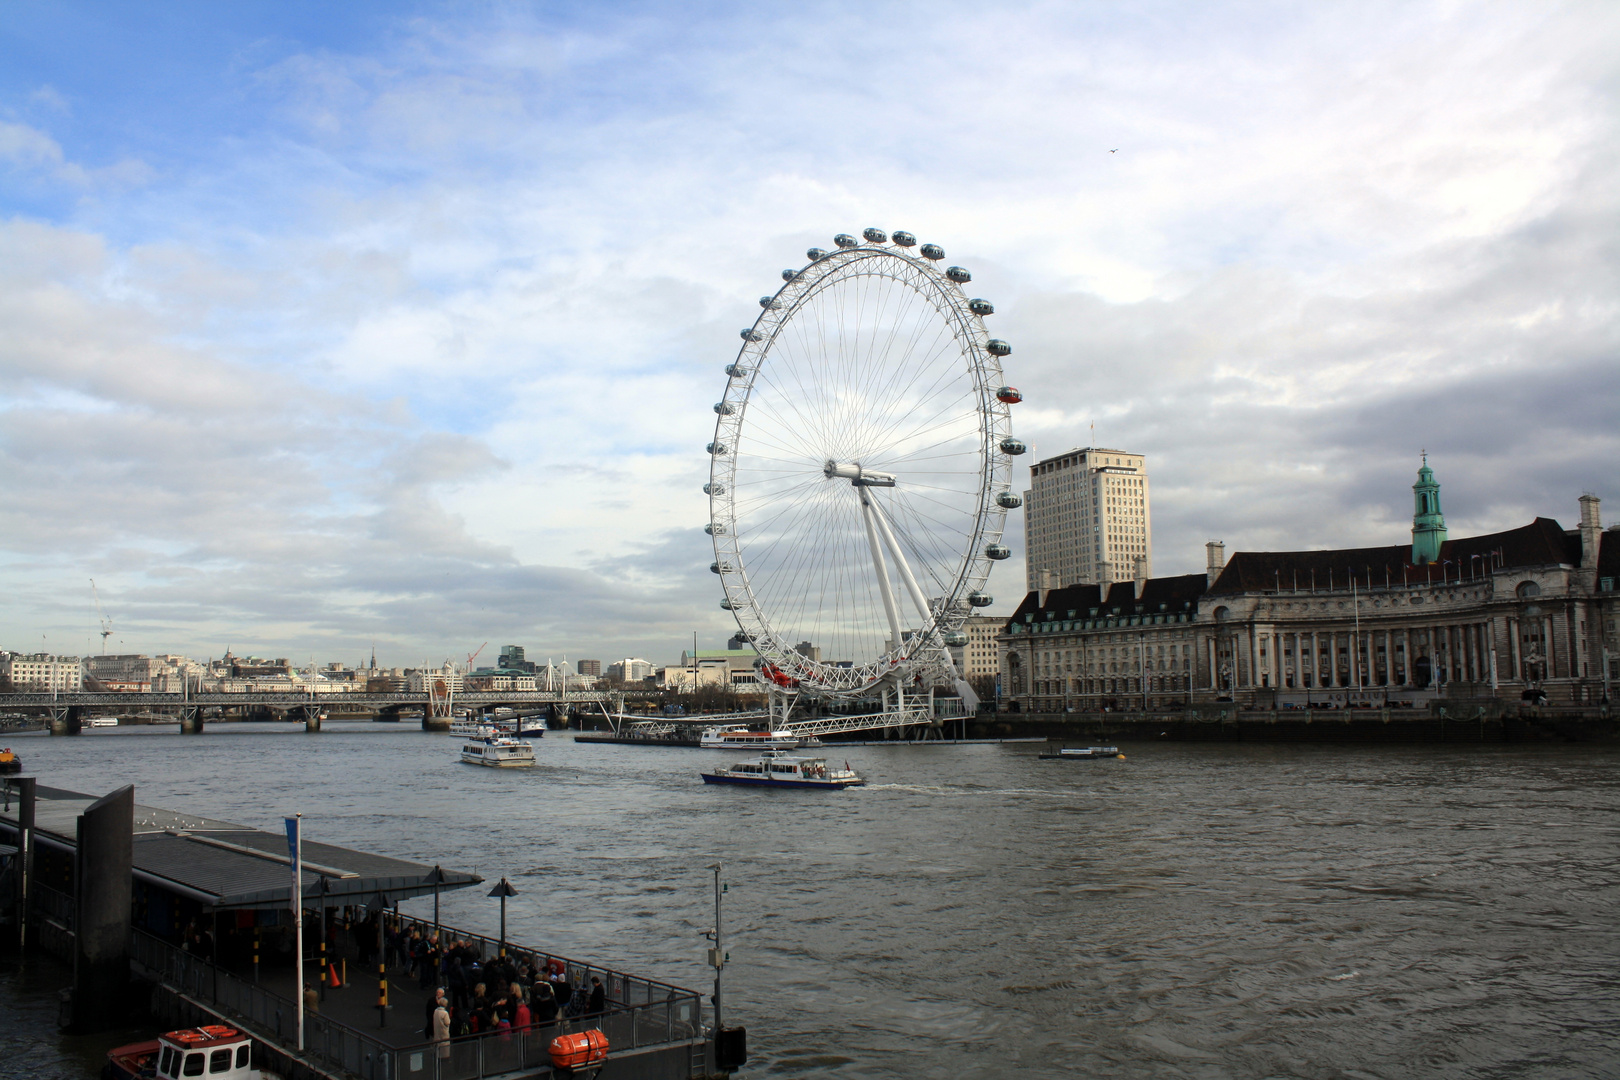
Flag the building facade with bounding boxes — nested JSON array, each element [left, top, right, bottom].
[[1002, 469, 1617, 713], [950, 614, 1003, 681], [2, 653, 83, 692], [1024, 447, 1152, 591], [577, 659, 602, 677]]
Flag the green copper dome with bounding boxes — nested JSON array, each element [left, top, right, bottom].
[[1411, 453, 1447, 565]]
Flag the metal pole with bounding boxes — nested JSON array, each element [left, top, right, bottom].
[[319, 877, 329, 1000], [709, 863, 724, 1031]]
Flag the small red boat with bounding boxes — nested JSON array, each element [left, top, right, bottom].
[[105, 1025, 262, 1080]]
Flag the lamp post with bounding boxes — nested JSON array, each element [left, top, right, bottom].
[[488, 878, 518, 959]]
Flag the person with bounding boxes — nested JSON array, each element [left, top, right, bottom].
[[531, 979, 559, 1027], [433, 995, 452, 1065], [447, 953, 469, 1012], [513, 996, 531, 1032], [585, 976, 605, 1017], [303, 982, 319, 1016], [424, 987, 447, 1039]]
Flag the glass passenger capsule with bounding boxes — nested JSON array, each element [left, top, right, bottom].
[[714, 402, 734, 415], [862, 227, 888, 243], [704, 482, 725, 496], [891, 231, 916, 247], [740, 328, 763, 342], [710, 561, 732, 574], [919, 243, 945, 260], [759, 296, 780, 309], [806, 248, 828, 261], [995, 386, 1022, 404], [986, 339, 1010, 356], [969, 298, 994, 315], [996, 491, 1023, 508], [707, 442, 728, 455], [968, 592, 993, 607], [725, 362, 750, 377], [985, 544, 1011, 560], [782, 269, 797, 281], [944, 632, 969, 647], [999, 437, 1027, 455], [720, 599, 737, 610], [946, 266, 972, 283], [834, 233, 859, 248]]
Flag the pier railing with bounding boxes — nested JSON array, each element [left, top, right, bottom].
[[132, 928, 706, 1080]]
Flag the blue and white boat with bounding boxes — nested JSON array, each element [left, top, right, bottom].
[[701, 750, 864, 790]]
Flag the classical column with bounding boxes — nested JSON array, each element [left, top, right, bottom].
[[1507, 617, 1520, 679]]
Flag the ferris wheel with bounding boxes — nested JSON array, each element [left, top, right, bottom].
[[707, 228, 1024, 701]]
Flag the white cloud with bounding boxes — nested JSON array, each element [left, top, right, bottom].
[[1, 1, 1616, 666]]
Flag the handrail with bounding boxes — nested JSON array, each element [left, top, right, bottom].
[[131, 928, 706, 1080]]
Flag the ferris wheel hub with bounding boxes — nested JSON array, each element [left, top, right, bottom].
[[823, 461, 897, 487]]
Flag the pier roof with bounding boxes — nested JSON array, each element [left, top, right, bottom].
[[4, 784, 482, 910]]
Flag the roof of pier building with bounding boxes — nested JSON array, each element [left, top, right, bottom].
[[2, 784, 482, 911], [1006, 573, 1209, 626], [1206, 517, 1579, 596]]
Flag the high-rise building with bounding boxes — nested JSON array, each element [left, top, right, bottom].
[[577, 659, 601, 677], [1024, 447, 1152, 591]]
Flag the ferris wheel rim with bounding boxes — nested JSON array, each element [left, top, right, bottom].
[[708, 238, 1015, 697]]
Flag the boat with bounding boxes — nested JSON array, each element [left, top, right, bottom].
[[701, 750, 864, 789], [1037, 745, 1125, 760], [450, 716, 496, 736], [0, 748, 19, 774], [699, 724, 819, 750], [459, 735, 537, 767], [87, 716, 119, 728], [106, 1024, 264, 1080]]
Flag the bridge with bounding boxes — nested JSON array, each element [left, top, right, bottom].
[[2, 689, 616, 735]]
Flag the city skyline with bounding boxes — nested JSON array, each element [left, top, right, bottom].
[[2, 2, 1616, 666]]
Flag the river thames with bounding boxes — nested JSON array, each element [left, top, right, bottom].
[[2, 723, 1616, 1078]]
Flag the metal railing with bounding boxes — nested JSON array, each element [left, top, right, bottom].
[[133, 928, 705, 1080]]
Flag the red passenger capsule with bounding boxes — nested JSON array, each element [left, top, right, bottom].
[[996, 386, 1023, 404]]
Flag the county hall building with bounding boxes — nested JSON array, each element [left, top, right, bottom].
[[999, 462, 1618, 712]]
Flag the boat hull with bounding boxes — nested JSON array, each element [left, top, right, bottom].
[[701, 772, 863, 789], [460, 754, 535, 767]]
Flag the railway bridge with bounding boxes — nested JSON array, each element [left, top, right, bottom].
[[1, 689, 615, 735]]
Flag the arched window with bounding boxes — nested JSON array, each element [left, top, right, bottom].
[[1515, 581, 1541, 599]]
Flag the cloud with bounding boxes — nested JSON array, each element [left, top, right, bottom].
[[0, 1, 1616, 667]]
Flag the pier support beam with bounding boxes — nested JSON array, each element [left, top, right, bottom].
[[48, 705, 83, 736], [73, 785, 134, 1032], [303, 706, 322, 733], [179, 706, 205, 734]]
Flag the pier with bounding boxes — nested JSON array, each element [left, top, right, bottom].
[[0, 781, 732, 1079]]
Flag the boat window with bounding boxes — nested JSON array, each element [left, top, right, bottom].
[[210, 1048, 233, 1072], [160, 1047, 178, 1076], [236, 1045, 250, 1069], [184, 1052, 206, 1076]]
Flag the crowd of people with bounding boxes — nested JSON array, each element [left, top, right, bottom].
[[387, 924, 608, 1050]]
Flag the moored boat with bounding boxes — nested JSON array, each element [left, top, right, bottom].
[[106, 1024, 263, 1080], [459, 735, 537, 767], [699, 723, 819, 750], [702, 750, 863, 789], [0, 747, 20, 774], [1037, 745, 1124, 760]]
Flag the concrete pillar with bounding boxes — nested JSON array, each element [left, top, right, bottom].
[[49, 705, 83, 737], [422, 712, 451, 733], [74, 785, 134, 1032], [179, 707, 205, 734], [304, 706, 322, 733], [1508, 618, 1520, 680]]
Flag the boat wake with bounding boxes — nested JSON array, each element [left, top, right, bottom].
[[862, 783, 1089, 799]]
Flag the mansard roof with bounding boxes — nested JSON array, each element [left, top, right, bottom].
[[1207, 517, 1577, 596], [1006, 572, 1208, 627], [1597, 529, 1620, 579]]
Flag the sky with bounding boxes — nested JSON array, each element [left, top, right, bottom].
[[1, 0, 1616, 669]]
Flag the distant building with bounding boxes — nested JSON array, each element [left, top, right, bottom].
[[577, 659, 602, 677], [1001, 464, 1618, 713], [793, 641, 821, 662], [2, 653, 83, 692], [608, 658, 655, 683], [406, 666, 464, 694], [1024, 447, 1152, 591], [953, 614, 1002, 681], [677, 649, 762, 688]]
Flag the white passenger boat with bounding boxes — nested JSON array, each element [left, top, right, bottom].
[[459, 735, 536, 767], [701, 750, 864, 789], [450, 717, 495, 736], [699, 724, 819, 750], [1037, 745, 1124, 760], [87, 716, 119, 728]]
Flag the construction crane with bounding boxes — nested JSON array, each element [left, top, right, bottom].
[[466, 642, 488, 671], [90, 578, 113, 654]]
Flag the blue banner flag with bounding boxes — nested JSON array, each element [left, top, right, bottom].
[[284, 816, 299, 864]]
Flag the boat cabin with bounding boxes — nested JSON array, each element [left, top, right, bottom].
[[154, 1026, 253, 1079], [728, 752, 831, 779]]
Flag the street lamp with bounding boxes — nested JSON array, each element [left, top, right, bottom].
[[488, 877, 519, 959]]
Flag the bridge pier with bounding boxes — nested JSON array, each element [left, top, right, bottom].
[[179, 707, 204, 735], [422, 712, 451, 733], [302, 705, 322, 733], [49, 705, 83, 736]]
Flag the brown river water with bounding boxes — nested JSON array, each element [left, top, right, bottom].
[[2, 722, 1616, 1078]]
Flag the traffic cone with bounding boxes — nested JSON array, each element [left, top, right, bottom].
[[328, 962, 342, 989]]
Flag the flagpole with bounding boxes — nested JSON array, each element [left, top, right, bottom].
[[287, 813, 305, 1051]]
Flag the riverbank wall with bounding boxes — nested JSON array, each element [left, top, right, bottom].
[[965, 702, 1616, 743]]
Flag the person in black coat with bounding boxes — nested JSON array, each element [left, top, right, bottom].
[[531, 981, 560, 1027], [585, 976, 605, 1016]]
